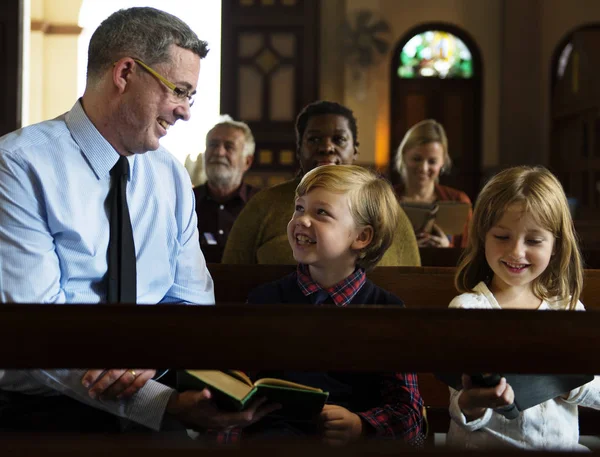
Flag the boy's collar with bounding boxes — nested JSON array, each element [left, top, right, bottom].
[[296, 264, 366, 307]]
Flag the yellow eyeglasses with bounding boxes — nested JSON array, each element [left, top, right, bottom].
[[133, 58, 195, 107]]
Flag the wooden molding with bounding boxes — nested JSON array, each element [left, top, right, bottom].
[[30, 20, 82, 35], [30, 19, 48, 33]]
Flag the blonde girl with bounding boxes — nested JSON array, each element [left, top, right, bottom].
[[447, 166, 600, 450]]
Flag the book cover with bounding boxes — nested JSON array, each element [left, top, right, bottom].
[[401, 201, 470, 235], [177, 370, 329, 419], [434, 373, 594, 415]]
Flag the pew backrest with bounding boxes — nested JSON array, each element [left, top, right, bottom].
[[208, 264, 600, 310]]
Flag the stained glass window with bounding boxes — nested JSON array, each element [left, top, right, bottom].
[[398, 30, 473, 79]]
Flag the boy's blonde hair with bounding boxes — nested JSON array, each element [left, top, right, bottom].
[[295, 165, 400, 271], [395, 119, 451, 180], [455, 166, 583, 310]]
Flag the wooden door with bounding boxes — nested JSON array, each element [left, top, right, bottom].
[[390, 79, 479, 200], [390, 25, 482, 202], [550, 27, 600, 248]]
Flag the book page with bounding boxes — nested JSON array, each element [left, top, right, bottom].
[[254, 378, 323, 392], [227, 370, 254, 386], [186, 370, 254, 400]]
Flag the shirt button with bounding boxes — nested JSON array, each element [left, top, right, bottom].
[[218, 229, 224, 235], [219, 205, 224, 210]]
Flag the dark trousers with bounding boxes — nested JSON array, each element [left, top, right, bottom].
[[0, 390, 187, 436], [0, 390, 121, 433]]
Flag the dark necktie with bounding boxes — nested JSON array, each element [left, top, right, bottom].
[[107, 156, 137, 304], [312, 289, 331, 305]]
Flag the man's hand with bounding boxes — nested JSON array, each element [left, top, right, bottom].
[[319, 404, 364, 446], [166, 389, 281, 431], [458, 374, 514, 421], [82, 369, 157, 400]]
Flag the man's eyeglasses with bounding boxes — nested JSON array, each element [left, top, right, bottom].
[[133, 58, 195, 107]]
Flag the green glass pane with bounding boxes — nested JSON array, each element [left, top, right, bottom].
[[397, 30, 474, 79]]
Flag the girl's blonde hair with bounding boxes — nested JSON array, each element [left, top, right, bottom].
[[395, 119, 452, 180], [296, 165, 400, 271], [455, 166, 583, 310]]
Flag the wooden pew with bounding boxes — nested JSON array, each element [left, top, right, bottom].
[[0, 302, 600, 457], [207, 263, 600, 438], [208, 264, 600, 310], [418, 247, 463, 267], [1, 305, 600, 455]]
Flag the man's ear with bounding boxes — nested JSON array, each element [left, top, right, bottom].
[[353, 144, 359, 162], [351, 225, 373, 251], [112, 58, 135, 94]]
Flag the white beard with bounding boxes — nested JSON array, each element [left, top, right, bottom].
[[205, 163, 244, 189]]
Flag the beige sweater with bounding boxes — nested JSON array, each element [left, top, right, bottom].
[[222, 178, 420, 266]]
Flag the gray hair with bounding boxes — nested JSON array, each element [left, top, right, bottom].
[[207, 115, 255, 158], [87, 7, 209, 82]]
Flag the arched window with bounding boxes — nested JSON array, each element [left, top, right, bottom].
[[390, 24, 482, 200], [398, 30, 473, 79]]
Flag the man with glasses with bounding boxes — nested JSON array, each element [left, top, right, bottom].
[[0, 7, 276, 435]]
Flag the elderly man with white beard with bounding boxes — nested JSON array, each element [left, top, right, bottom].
[[193, 115, 258, 262]]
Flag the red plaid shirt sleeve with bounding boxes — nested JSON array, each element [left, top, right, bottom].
[[208, 426, 241, 445], [356, 372, 424, 446]]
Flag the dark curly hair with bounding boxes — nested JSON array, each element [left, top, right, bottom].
[[295, 101, 359, 153]]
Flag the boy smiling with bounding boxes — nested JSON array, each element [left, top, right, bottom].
[[241, 165, 424, 446]]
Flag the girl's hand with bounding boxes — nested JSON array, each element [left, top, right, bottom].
[[318, 404, 364, 446], [457, 374, 514, 421]]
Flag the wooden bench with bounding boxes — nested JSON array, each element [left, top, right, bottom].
[[207, 263, 600, 438], [419, 247, 600, 269], [208, 263, 600, 310], [1, 304, 600, 455]]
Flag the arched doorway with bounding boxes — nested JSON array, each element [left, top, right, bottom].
[[390, 23, 482, 201], [550, 25, 600, 223]]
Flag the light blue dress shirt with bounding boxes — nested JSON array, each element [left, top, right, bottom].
[[0, 100, 215, 430]]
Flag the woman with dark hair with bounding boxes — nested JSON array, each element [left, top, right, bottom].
[[222, 100, 420, 266]]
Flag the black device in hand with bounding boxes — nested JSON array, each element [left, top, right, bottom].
[[470, 373, 502, 388], [436, 372, 593, 422], [470, 373, 519, 420]]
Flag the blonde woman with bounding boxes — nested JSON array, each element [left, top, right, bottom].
[[394, 119, 472, 248]]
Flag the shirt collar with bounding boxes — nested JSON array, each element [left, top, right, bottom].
[[296, 263, 366, 307], [237, 182, 254, 203], [203, 182, 253, 203], [65, 99, 135, 181]]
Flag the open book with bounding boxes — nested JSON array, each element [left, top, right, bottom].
[[435, 373, 594, 419], [400, 201, 471, 235], [177, 370, 329, 419]]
